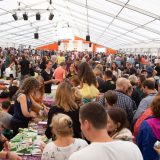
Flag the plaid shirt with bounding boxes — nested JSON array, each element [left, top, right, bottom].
[[99, 90, 136, 124]]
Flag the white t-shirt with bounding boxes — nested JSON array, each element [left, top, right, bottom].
[[69, 141, 143, 160], [41, 138, 88, 160]]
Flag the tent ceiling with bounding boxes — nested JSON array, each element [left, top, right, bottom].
[[0, 0, 160, 49]]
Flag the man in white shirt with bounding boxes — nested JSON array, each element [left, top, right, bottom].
[[69, 102, 143, 160]]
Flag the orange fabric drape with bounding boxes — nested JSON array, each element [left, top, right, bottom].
[[36, 42, 58, 51], [36, 36, 117, 54]]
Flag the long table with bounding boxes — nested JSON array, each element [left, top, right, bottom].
[[10, 122, 48, 160]]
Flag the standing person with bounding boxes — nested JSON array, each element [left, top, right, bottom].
[[155, 61, 160, 77], [136, 94, 160, 160], [42, 113, 87, 160], [40, 56, 47, 71], [51, 55, 57, 71], [19, 54, 31, 80], [128, 75, 141, 107], [57, 52, 65, 65], [69, 102, 143, 160], [100, 78, 136, 124], [78, 62, 99, 102], [53, 62, 66, 83], [41, 60, 55, 94], [8, 55, 17, 78], [103, 70, 116, 93], [99, 90, 118, 109], [146, 61, 154, 78], [135, 75, 146, 100], [111, 62, 121, 78], [10, 77, 38, 135], [45, 82, 81, 139], [134, 79, 157, 122], [125, 62, 137, 75], [30, 76, 47, 114], [0, 56, 5, 78], [107, 108, 133, 142]]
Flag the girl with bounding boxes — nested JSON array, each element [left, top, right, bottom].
[[42, 113, 87, 160]]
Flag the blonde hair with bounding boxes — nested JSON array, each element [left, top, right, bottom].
[[95, 64, 103, 73], [55, 82, 78, 112], [129, 75, 138, 85], [72, 87, 82, 105], [93, 68, 102, 77], [50, 113, 73, 137]]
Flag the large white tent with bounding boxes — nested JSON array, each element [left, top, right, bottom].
[[1, 0, 160, 51]]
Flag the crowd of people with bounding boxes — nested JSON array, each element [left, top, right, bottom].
[[0, 47, 159, 159]]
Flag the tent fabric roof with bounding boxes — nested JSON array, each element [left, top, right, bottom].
[[0, 0, 160, 49]]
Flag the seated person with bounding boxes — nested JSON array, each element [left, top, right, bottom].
[[9, 79, 19, 100], [42, 113, 87, 160], [0, 123, 21, 160], [0, 101, 12, 129]]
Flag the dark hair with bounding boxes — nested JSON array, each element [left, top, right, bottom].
[[60, 62, 65, 66], [141, 69, 147, 74], [151, 93, 160, 118], [112, 75, 117, 82], [105, 90, 117, 106], [71, 75, 80, 87], [80, 102, 107, 129], [2, 100, 11, 110], [143, 79, 155, 90], [42, 56, 46, 62], [78, 62, 97, 86], [137, 75, 146, 87], [46, 60, 52, 65], [22, 54, 25, 60], [105, 70, 113, 78], [111, 62, 118, 71], [107, 108, 129, 132]]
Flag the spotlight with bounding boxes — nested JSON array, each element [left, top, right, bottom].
[[12, 13, 18, 21], [36, 12, 41, 20], [23, 13, 28, 20], [49, 13, 54, 20], [86, 35, 90, 41], [34, 33, 39, 39]]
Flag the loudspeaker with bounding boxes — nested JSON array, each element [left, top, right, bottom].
[[89, 43, 92, 47], [86, 35, 90, 41], [58, 41, 61, 46], [23, 13, 28, 20], [36, 13, 41, 20], [34, 33, 39, 39]]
